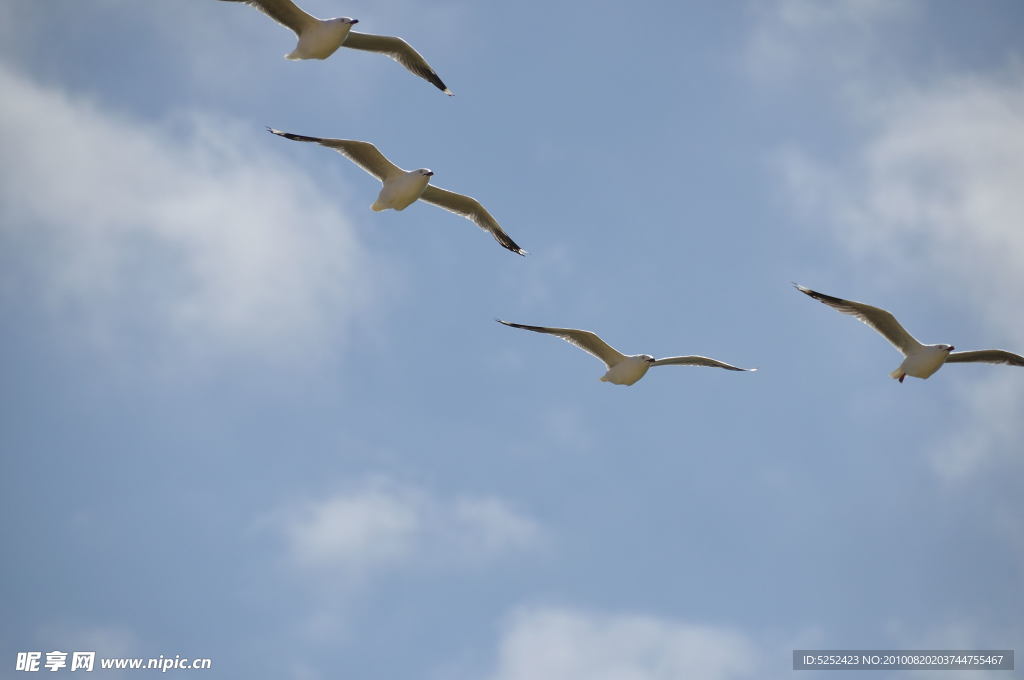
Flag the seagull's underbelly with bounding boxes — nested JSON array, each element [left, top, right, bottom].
[[289, 24, 351, 60], [372, 174, 431, 211], [900, 348, 949, 379], [600, 358, 650, 386]]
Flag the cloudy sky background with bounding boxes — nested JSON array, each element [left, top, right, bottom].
[[2, 1, 1023, 678]]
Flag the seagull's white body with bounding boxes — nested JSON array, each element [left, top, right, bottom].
[[600, 355, 657, 386], [895, 344, 952, 381], [286, 17, 355, 60], [372, 170, 433, 212], [795, 284, 1024, 382], [497, 321, 755, 386]]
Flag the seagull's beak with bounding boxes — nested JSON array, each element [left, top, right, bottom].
[[350, 18, 359, 24], [948, 346, 955, 352], [426, 171, 434, 176]]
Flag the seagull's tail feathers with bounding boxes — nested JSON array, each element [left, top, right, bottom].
[[370, 200, 387, 212], [890, 368, 906, 382]]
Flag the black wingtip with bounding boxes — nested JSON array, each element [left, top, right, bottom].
[[794, 285, 848, 308], [267, 128, 321, 144], [497, 319, 532, 330], [498, 241, 527, 256], [793, 283, 822, 299], [427, 72, 452, 95]]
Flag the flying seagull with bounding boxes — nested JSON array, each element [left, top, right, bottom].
[[497, 320, 755, 385], [218, 0, 452, 95], [268, 129, 525, 255], [795, 284, 1024, 382]]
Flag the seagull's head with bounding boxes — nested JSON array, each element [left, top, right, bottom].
[[642, 355, 656, 364], [944, 344, 955, 352], [334, 17, 359, 25], [417, 168, 435, 177]]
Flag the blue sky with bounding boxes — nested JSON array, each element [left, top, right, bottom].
[[2, 1, 1023, 678]]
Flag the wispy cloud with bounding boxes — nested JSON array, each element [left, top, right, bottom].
[[282, 483, 421, 571], [29, 623, 143, 678], [771, 63, 1024, 480], [929, 371, 1024, 481], [781, 72, 1024, 326], [0, 62, 385, 365], [270, 478, 542, 581], [252, 479, 542, 644], [486, 606, 758, 680], [884, 618, 1023, 680], [744, 0, 917, 83], [34, 622, 142, 658]]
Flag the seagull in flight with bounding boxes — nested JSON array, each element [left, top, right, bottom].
[[497, 320, 755, 386], [218, 0, 453, 94], [795, 284, 1024, 382], [268, 129, 525, 255]]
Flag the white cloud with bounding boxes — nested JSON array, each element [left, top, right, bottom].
[[775, 68, 1024, 480], [254, 480, 542, 643], [283, 484, 421, 570], [273, 478, 541, 580], [34, 623, 141, 658], [774, 0, 912, 29], [929, 371, 1024, 481], [450, 497, 542, 557], [0, 61, 384, 364], [781, 73, 1024, 323], [29, 623, 142, 678], [487, 607, 758, 680], [745, 0, 917, 82], [884, 618, 1022, 680]]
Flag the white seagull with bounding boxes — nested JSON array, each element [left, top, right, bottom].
[[269, 129, 526, 255], [795, 284, 1024, 382], [218, 0, 453, 95], [497, 320, 755, 386]]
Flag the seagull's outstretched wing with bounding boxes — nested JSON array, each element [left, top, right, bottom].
[[795, 284, 923, 355], [946, 349, 1024, 366], [651, 356, 755, 371], [267, 128, 403, 180], [421, 185, 525, 255], [218, 0, 316, 35], [343, 32, 452, 95], [497, 321, 625, 368]]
